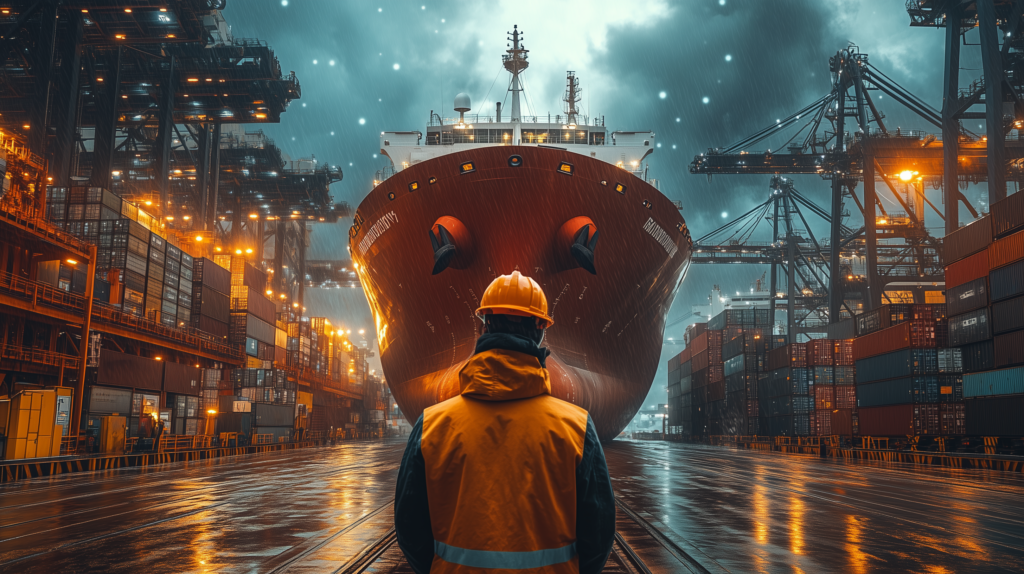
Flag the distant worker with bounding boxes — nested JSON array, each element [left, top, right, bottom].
[[395, 271, 615, 573]]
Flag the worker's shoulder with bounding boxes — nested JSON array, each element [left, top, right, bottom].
[[423, 394, 467, 421], [535, 395, 589, 426]]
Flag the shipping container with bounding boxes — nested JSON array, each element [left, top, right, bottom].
[[989, 258, 1024, 302], [853, 322, 911, 361], [945, 277, 989, 317], [858, 404, 940, 436], [991, 190, 1024, 238], [193, 258, 232, 294], [230, 285, 276, 324], [963, 365, 1024, 397], [937, 348, 963, 373], [767, 343, 806, 371], [945, 250, 990, 290], [991, 295, 1024, 335], [192, 284, 230, 323], [96, 350, 163, 392], [964, 396, 1024, 435], [994, 330, 1024, 368], [163, 362, 202, 395], [708, 309, 755, 331], [944, 215, 992, 265], [826, 318, 856, 340], [857, 377, 938, 407], [834, 366, 856, 385], [947, 307, 991, 347], [855, 349, 938, 384], [835, 385, 856, 409], [195, 315, 229, 339], [855, 304, 914, 337], [806, 339, 835, 366], [987, 228, 1024, 270], [960, 340, 995, 373]]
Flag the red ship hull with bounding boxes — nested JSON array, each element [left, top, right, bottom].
[[349, 146, 691, 440]]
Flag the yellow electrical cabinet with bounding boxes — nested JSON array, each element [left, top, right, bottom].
[[4, 389, 67, 460], [100, 415, 126, 454]]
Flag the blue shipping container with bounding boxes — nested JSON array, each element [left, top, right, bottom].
[[990, 259, 1024, 302], [855, 349, 938, 384], [857, 377, 938, 407], [963, 365, 1024, 398]]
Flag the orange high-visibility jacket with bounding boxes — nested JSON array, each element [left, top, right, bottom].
[[395, 333, 615, 573]]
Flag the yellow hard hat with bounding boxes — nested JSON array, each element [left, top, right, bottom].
[[476, 271, 554, 328]]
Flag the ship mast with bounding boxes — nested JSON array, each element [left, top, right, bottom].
[[503, 25, 529, 143], [563, 71, 581, 128]]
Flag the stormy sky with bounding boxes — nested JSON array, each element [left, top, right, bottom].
[[222, 0, 984, 417]]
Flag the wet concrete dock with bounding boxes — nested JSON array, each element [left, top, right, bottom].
[[1, 439, 1022, 572]]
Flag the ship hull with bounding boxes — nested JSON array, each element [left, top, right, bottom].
[[349, 146, 691, 441]]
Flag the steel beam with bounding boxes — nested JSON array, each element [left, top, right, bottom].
[[829, 61, 848, 322], [71, 244, 95, 441], [49, 11, 83, 186], [863, 144, 879, 310], [942, 3, 962, 233], [89, 47, 122, 189], [207, 123, 222, 230], [979, 0, 1007, 203], [154, 56, 176, 212]]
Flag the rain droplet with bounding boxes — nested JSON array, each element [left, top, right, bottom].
[[393, 63, 400, 70], [331, 131, 335, 136], [359, 118, 366, 125], [725, 54, 732, 62], [281, 0, 288, 5], [329, 60, 336, 66], [702, 97, 709, 104], [312, 59, 318, 65], [659, 91, 667, 99], [721, 211, 728, 218]]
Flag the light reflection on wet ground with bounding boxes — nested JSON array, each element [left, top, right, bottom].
[[604, 441, 1024, 573], [1, 438, 1022, 573]]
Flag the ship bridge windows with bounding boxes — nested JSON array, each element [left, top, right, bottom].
[[451, 129, 511, 144], [522, 129, 590, 145], [590, 132, 605, 145]]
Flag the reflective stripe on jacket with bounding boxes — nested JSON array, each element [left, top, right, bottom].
[[395, 333, 615, 573]]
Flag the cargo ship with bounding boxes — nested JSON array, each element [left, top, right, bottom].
[[348, 27, 691, 440]]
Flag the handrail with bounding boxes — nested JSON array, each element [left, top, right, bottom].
[[253, 433, 273, 445], [1, 344, 80, 370], [0, 270, 243, 361], [0, 204, 91, 255]]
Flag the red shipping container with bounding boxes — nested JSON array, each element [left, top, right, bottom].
[[814, 385, 836, 410], [692, 350, 709, 372], [858, 404, 939, 436], [994, 330, 1024, 368], [767, 343, 807, 371], [746, 400, 758, 417], [945, 250, 990, 290], [835, 385, 856, 409], [691, 331, 708, 355], [679, 347, 692, 365], [835, 340, 855, 365], [853, 322, 911, 360], [939, 403, 965, 435], [814, 409, 832, 435], [831, 409, 854, 436], [908, 319, 938, 348], [807, 339, 835, 366], [943, 215, 992, 265], [988, 229, 1024, 271], [708, 364, 724, 383], [708, 331, 723, 364], [991, 190, 1024, 238]]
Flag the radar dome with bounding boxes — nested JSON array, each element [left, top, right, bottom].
[[454, 93, 471, 113]]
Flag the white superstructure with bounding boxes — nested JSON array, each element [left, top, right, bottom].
[[378, 25, 655, 182]]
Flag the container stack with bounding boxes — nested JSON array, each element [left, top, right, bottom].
[[226, 258, 276, 367], [759, 343, 812, 436], [46, 185, 192, 322], [191, 257, 231, 340], [666, 349, 691, 435], [808, 339, 857, 436], [853, 304, 963, 436], [953, 191, 1024, 436], [232, 368, 296, 405], [690, 328, 723, 435], [722, 328, 768, 435]]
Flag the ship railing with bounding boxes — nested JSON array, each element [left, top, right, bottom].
[[0, 203, 91, 256], [428, 114, 606, 127], [0, 271, 243, 360], [1, 344, 80, 371]]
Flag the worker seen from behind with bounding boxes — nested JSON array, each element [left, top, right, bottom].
[[395, 271, 615, 573]]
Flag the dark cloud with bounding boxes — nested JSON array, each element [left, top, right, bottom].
[[222, 0, 970, 412]]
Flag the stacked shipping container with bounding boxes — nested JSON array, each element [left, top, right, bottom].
[[950, 191, 1024, 436]]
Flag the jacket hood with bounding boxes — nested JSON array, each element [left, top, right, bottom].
[[458, 333, 551, 401]]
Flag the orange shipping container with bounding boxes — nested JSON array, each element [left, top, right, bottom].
[[852, 321, 911, 361], [945, 250, 989, 290], [691, 331, 708, 355], [988, 229, 1024, 271]]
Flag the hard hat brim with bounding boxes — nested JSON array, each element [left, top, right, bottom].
[[476, 305, 554, 328]]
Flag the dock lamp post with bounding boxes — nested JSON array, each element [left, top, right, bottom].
[[206, 409, 218, 437]]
